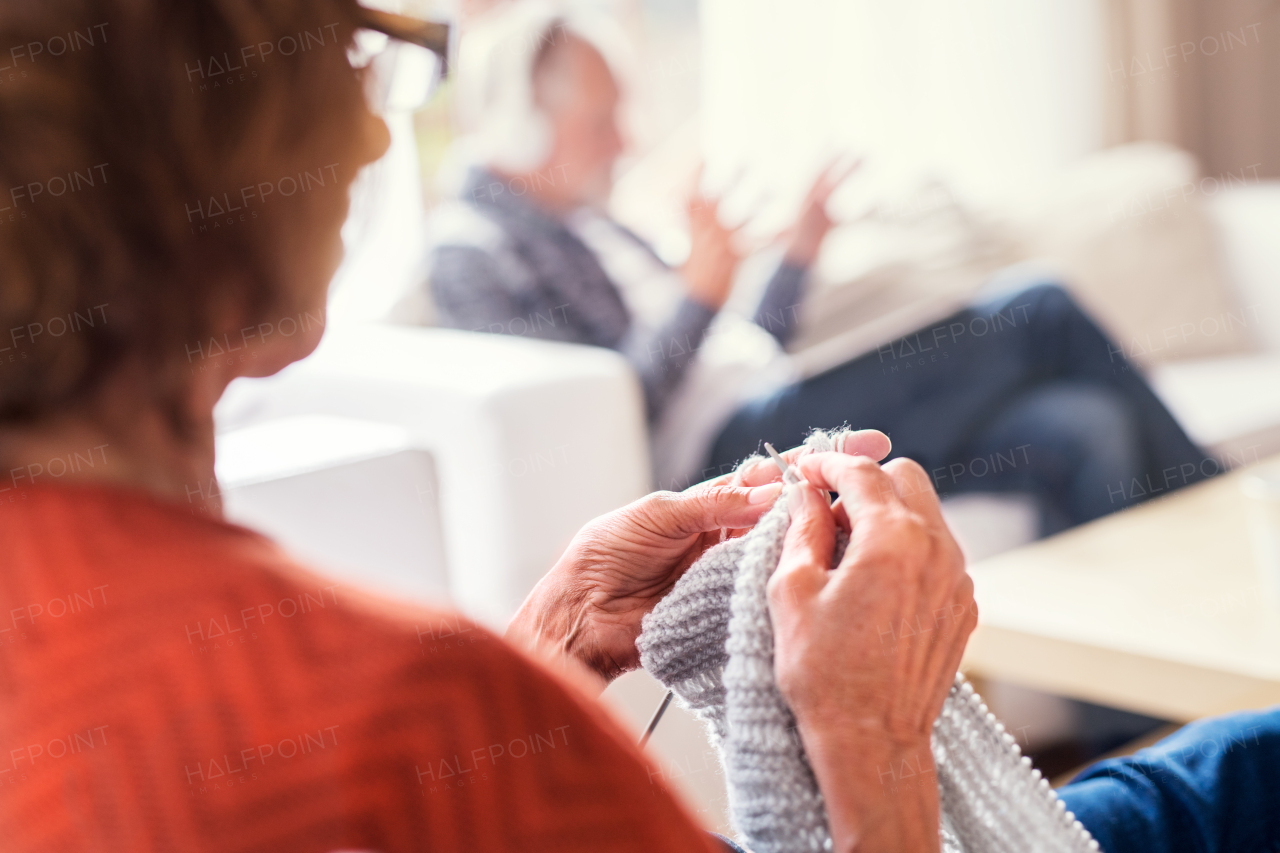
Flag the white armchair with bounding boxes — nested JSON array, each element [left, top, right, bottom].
[[214, 324, 651, 628]]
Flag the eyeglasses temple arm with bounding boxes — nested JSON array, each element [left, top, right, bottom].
[[356, 8, 452, 78]]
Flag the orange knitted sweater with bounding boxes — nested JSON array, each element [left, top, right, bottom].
[[0, 483, 717, 853]]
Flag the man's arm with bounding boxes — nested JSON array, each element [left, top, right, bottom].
[[1057, 707, 1280, 853], [752, 260, 808, 347], [430, 242, 714, 422], [616, 296, 715, 422], [609, 191, 736, 422], [753, 159, 858, 347]]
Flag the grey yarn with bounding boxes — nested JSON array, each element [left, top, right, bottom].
[[637, 430, 1101, 853]]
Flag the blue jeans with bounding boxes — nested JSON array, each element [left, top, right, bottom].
[[709, 833, 748, 852], [1058, 707, 1280, 852], [708, 283, 1212, 534]]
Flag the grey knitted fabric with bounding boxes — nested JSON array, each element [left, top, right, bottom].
[[637, 431, 1101, 853]]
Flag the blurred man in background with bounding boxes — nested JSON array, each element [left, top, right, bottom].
[[415, 2, 1212, 536]]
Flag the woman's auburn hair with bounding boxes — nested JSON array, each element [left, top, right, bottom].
[[0, 0, 369, 423]]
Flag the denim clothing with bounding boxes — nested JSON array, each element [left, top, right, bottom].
[[1059, 707, 1280, 853], [708, 283, 1212, 534], [710, 832, 750, 852]]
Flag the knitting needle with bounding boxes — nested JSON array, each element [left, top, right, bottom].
[[767, 442, 841, 512], [640, 445, 788, 742], [638, 689, 674, 748], [763, 442, 798, 484]]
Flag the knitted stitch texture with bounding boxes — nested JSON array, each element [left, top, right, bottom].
[[637, 431, 1100, 853]]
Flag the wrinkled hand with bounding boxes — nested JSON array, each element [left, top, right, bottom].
[[507, 483, 779, 680], [506, 431, 892, 682], [768, 453, 975, 853], [771, 453, 974, 742], [783, 158, 860, 268]]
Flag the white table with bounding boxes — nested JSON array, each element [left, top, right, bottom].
[[962, 457, 1280, 722]]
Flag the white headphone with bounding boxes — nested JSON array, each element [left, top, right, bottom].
[[457, 4, 566, 174]]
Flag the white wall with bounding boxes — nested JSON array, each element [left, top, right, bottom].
[[699, 0, 1108, 210]]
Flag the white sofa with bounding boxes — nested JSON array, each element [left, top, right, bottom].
[[215, 415, 451, 605], [214, 325, 651, 628], [1151, 186, 1280, 460]]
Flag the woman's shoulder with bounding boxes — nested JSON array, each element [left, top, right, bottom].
[[3, 480, 595, 754], [1, 480, 508, 686], [2, 482, 720, 852]]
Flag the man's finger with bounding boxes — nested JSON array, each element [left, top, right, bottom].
[[808, 156, 860, 204], [825, 156, 862, 193]]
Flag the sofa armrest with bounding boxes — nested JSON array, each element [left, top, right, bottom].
[[1205, 184, 1280, 354], [214, 324, 652, 627]]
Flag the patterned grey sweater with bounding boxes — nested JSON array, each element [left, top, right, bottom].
[[423, 167, 808, 422]]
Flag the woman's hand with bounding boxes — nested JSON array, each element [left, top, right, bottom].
[[507, 482, 781, 681], [506, 431, 892, 683], [768, 453, 975, 853]]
